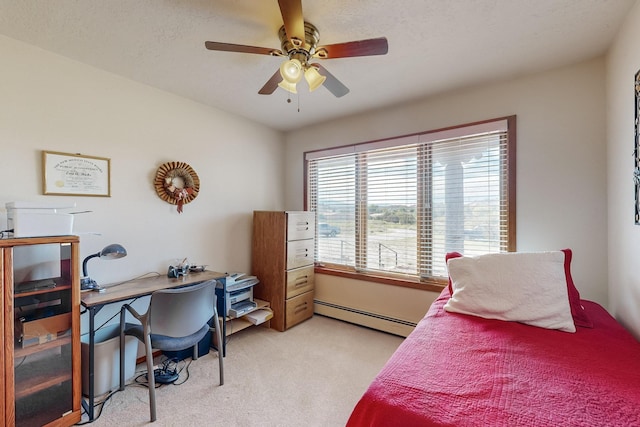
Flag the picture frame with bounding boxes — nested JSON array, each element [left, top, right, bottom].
[[42, 151, 111, 197]]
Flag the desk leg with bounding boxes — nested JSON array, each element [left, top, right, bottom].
[[222, 316, 226, 357], [81, 306, 97, 421], [214, 286, 227, 357]]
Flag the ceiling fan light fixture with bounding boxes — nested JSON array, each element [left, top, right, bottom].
[[280, 58, 303, 84], [278, 79, 298, 94], [314, 48, 328, 59], [304, 66, 326, 92], [205, 6, 389, 98]]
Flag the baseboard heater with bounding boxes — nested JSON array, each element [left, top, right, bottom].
[[314, 300, 416, 337]]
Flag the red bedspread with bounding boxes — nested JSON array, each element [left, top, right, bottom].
[[347, 289, 640, 427]]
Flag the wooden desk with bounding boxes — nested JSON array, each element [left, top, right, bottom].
[[80, 270, 225, 421], [81, 270, 225, 308]]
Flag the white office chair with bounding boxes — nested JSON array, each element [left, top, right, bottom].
[[118, 280, 224, 422]]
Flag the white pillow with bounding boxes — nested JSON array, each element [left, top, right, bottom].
[[444, 251, 576, 333]]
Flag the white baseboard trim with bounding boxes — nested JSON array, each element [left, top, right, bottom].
[[314, 300, 416, 337]]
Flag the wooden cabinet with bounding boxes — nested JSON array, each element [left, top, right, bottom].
[[1, 236, 81, 427], [252, 211, 315, 332]]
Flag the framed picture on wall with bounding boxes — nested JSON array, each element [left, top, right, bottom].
[[635, 70, 640, 224], [42, 150, 111, 197]]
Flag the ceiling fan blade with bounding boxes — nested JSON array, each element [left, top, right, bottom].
[[205, 41, 282, 56], [315, 37, 388, 59], [278, 0, 305, 44], [313, 64, 349, 98], [258, 70, 283, 95]]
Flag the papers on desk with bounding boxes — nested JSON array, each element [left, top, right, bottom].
[[244, 308, 273, 325]]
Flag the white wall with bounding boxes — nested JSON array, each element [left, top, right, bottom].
[[0, 31, 615, 335], [606, 1, 640, 339], [0, 35, 285, 332], [285, 58, 608, 320]]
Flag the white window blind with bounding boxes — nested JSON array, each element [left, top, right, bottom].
[[306, 117, 514, 285]]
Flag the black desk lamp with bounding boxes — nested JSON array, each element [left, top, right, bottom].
[[80, 243, 127, 292]]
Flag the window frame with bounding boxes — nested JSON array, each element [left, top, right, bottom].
[[304, 116, 517, 292]]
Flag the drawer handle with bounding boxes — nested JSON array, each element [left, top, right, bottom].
[[294, 276, 308, 287], [294, 301, 308, 314]]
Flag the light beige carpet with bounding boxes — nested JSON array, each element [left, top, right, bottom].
[[80, 315, 404, 426]]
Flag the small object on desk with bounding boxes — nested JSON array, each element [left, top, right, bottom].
[[168, 257, 190, 278], [167, 264, 189, 278], [189, 265, 207, 273], [80, 277, 106, 293], [81, 243, 127, 292]]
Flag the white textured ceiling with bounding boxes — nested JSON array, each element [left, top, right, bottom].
[[0, 0, 635, 131]]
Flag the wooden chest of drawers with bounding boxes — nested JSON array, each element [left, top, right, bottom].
[[252, 211, 315, 331]]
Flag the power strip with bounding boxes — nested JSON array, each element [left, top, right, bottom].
[[150, 368, 178, 384]]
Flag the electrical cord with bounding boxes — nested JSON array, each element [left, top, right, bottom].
[[134, 356, 191, 387], [171, 358, 192, 385], [77, 357, 186, 424], [0, 229, 14, 238], [75, 272, 197, 423], [14, 356, 26, 369], [150, 358, 180, 384], [79, 272, 161, 318], [79, 272, 166, 336], [76, 355, 196, 423], [79, 296, 140, 338], [107, 271, 162, 288], [76, 387, 120, 424]]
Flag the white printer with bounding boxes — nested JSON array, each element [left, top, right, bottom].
[[6, 201, 75, 237], [216, 273, 260, 318]]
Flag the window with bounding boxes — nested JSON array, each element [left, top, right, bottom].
[[305, 117, 516, 290]]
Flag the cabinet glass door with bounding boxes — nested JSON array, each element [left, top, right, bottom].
[[13, 243, 74, 426]]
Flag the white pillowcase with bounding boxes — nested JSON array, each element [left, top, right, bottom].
[[444, 251, 576, 333]]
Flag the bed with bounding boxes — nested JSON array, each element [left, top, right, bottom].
[[347, 250, 640, 427]]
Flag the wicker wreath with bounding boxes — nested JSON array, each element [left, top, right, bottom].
[[154, 161, 200, 213]]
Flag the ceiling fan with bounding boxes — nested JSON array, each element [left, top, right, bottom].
[[204, 0, 388, 98]]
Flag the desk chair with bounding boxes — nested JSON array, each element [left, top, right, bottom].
[[118, 280, 224, 422]]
